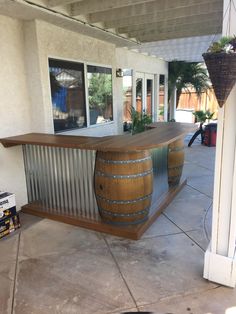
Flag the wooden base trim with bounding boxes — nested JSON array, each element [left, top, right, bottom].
[[21, 179, 187, 240]]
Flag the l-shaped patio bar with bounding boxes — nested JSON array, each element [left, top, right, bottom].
[[0, 122, 195, 239]]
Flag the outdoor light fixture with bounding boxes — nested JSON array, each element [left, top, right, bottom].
[[116, 68, 123, 77]]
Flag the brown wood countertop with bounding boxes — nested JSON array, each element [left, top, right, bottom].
[[0, 122, 196, 152]]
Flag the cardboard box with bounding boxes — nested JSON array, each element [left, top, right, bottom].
[[0, 192, 16, 211], [0, 214, 20, 239]]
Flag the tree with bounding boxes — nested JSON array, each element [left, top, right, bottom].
[[168, 61, 210, 109], [88, 73, 112, 113]]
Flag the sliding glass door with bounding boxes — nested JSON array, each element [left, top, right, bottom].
[[135, 73, 154, 119], [146, 74, 154, 116], [136, 73, 144, 114]]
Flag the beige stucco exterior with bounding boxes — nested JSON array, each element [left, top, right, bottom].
[[0, 16, 31, 208]]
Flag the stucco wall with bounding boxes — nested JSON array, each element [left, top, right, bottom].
[[0, 15, 31, 209]]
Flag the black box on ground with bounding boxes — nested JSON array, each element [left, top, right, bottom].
[[0, 192, 20, 239], [0, 213, 20, 239], [0, 206, 17, 222]]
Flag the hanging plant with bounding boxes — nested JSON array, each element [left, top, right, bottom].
[[202, 36, 236, 108]]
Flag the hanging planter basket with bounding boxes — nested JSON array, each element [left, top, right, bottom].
[[202, 52, 236, 107]]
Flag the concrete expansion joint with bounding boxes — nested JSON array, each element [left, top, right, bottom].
[[203, 202, 213, 242], [186, 183, 213, 200], [11, 232, 21, 314], [162, 212, 206, 252]]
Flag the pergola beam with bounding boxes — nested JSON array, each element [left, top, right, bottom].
[[48, 0, 82, 8], [71, 0, 155, 16], [117, 12, 222, 37], [138, 25, 220, 42], [104, 3, 223, 29], [87, 0, 223, 23]]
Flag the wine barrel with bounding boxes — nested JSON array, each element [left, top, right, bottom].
[[94, 150, 153, 225], [167, 138, 184, 187]]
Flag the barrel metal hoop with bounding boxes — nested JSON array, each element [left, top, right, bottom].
[[96, 193, 152, 204], [97, 156, 152, 164], [95, 168, 153, 179], [99, 207, 149, 217]]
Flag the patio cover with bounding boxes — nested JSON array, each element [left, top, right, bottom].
[[0, 0, 223, 61]]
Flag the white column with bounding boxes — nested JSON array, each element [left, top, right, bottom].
[[169, 86, 176, 121], [203, 0, 236, 287], [154, 74, 159, 122], [164, 75, 169, 121]]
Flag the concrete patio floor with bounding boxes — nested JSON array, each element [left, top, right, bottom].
[[1, 137, 236, 314]]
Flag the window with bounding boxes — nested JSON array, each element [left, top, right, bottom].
[[87, 65, 113, 125], [123, 69, 133, 124], [49, 59, 86, 133], [146, 76, 154, 116], [136, 77, 143, 113], [159, 75, 165, 121]]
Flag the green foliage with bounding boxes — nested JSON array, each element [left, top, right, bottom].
[[88, 73, 112, 110], [193, 110, 214, 123], [168, 61, 210, 108], [207, 36, 235, 53], [168, 62, 211, 110], [130, 107, 152, 134], [159, 106, 164, 117]]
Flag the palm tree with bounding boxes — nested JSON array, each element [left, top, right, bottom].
[[168, 61, 210, 112]]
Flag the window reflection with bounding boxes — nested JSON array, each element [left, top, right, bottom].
[[136, 78, 143, 113], [87, 65, 113, 125], [146, 79, 153, 115], [49, 59, 86, 133], [123, 69, 132, 125]]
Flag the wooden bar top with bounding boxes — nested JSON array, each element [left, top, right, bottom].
[[0, 122, 196, 152]]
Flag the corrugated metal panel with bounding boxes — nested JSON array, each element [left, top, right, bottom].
[[23, 145, 99, 219]]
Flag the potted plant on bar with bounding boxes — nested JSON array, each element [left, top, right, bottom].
[[202, 36, 236, 107], [130, 106, 152, 135]]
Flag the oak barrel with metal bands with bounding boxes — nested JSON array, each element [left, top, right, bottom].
[[167, 138, 184, 187], [94, 150, 153, 225]]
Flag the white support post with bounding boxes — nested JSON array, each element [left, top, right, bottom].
[[132, 70, 136, 110], [169, 86, 176, 121], [203, 0, 236, 287], [154, 74, 159, 122], [164, 75, 168, 121]]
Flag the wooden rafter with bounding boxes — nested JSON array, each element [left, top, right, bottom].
[[86, 0, 222, 23], [71, 0, 155, 16], [104, 3, 223, 29]]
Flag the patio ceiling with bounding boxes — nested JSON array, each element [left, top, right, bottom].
[[0, 0, 223, 61]]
